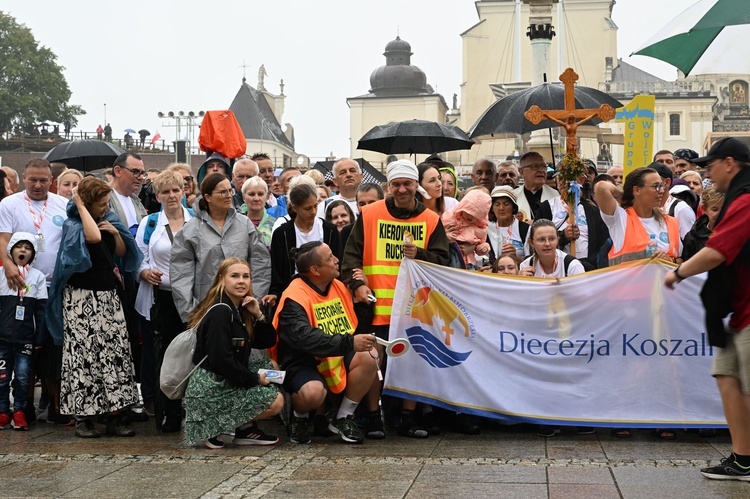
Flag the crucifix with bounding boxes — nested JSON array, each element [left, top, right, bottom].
[[524, 68, 616, 156], [239, 60, 251, 82], [524, 68, 616, 256]]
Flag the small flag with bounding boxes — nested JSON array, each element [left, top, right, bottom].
[[150, 132, 161, 144]]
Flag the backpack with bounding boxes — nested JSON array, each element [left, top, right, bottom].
[[159, 302, 232, 400], [563, 254, 576, 276], [143, 209, 194, 244]]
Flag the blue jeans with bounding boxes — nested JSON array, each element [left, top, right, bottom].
[[0, 340, 33, 413]]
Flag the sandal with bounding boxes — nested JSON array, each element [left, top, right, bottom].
[[610, 428, 632, 438], [655, 429, 676, 440]]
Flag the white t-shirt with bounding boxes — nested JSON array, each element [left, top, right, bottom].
[[114, 191, 139, 228], [317, 194, 358, 219], [0, 192, 68, 282], [520, 249, 585, 277], [546, 197, 589, 259], [294, 217, 325, 246], [487, 219, 528, 258], [601, 205, 683, 255], [663, 196, 696, 240]]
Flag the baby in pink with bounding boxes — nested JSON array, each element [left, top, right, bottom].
[[441, 189, 492, 267]]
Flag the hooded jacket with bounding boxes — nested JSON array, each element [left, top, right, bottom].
[[170, 205, 271, 323], [0, 232, 47, 345], [47, 201, 142, 346], [196, 153, 233, 187]]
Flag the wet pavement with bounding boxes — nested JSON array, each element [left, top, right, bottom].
[[0, 417, 747, 498]]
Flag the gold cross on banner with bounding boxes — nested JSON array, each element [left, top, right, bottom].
[[524, 68, 616, 156]]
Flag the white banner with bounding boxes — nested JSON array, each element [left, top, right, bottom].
[[383, 259, 726, 428]]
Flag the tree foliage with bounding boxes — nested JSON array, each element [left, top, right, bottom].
[[0, 11, 85, 135]]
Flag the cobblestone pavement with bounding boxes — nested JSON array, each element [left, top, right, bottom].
[[0, 418, 747, 498]]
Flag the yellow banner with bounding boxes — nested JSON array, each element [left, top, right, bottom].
[[376, 220, 428, 261], [615, 94, 656, 178]]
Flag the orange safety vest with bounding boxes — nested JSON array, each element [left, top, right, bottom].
[[272, 278, 358, 394], [608, 207, 680, 266], [360, 200, 440, 325]]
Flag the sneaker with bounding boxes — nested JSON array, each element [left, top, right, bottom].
[[398, 413, 429, 439], [313, 414, 334, 437], [456, 413, 480, 435], [365, 410, 386, 440], [75, 418, 101, 438], [701, 454, 750, 481], [11, 410, 28, 431], [0, 412, 11, 429], [289, 416, 313, 444], [233, 423, 279, 446], [36, 406, 49, 422], [203, 436, 224, 449], [328, 415, 365, 444], [161, 416, 182, 434], [421, 411, 440, 436], [537, 425, 561, 438], [106, 416, 135, 437]]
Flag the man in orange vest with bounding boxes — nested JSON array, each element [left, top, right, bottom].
[[342, 159, 450, 439], [274, 241, 377, 445]]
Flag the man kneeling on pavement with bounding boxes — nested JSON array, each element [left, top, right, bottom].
[[273, 241, 377, 444]]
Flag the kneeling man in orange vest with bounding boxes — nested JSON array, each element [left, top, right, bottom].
[[273, 241, 377, 444]]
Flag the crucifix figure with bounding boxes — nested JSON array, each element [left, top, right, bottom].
[[524, 68, 616, 156]]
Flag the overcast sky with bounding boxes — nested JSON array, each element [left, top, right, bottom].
[[8, 0, 690, 161]]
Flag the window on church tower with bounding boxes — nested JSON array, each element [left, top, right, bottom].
[[669, 114, 680, 136]]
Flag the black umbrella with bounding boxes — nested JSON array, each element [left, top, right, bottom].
[[357, 119, 475, 155], [469, 83, 623, 139], [43, 140, 126, 172], [138, 129, 151, 137]]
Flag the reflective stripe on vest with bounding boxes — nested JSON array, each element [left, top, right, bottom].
[[272, 278, 358, 394], [360, 200, 440, 326], [608, 207, 680, 266]]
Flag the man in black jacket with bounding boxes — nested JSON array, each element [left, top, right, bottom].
[[665, 138, 750, 481], [275, 242, 377, 445]]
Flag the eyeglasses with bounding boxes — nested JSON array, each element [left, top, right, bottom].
[[212, 188, 235, 198], [183, 176, 194, 182], [123, 167, 145, 178], [648, 183, 667, 191], [706, 159, 725, 172], [522, 163, 547, 171], [533, 237, 557, 244]]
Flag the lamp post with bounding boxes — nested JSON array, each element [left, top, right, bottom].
[[104, 103, 107, 126], [157, 110, 205, 164]]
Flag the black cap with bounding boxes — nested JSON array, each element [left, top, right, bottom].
[[648, 161, 673, 180], [674, 148, 698, 162], [694, 137, 750, 166]]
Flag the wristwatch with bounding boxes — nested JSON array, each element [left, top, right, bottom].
[[673, 264, 686, 282]]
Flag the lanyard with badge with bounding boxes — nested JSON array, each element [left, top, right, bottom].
[[24, 194, 48, 252], [16, 265, 29, 321]]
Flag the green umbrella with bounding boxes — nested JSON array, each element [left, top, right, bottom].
[[633, 0, 750, 76]]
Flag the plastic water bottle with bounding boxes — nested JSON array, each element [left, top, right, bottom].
[[646, 233, 657, 257]]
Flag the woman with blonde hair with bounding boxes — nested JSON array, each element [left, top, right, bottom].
[[167, 162, 197, 207], [56, 169, 83, 199], [185, 257, 284, 449]]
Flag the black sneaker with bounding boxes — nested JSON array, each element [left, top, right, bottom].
[[75, 418, 101, 438], [313, 414, 334, 437], [421, 411, 440, 436], [328, 415, 364, 444], [289, 416, 313, 444], [161, 416, 182, 434], [365, 410, 386, 440], [456, 413, 480, 435], [203, 436, 224, 449], [398, 413, 428, 439], [233, 423, 279, 446], [537, 425, 561, 438], [701, 454, 750, 481], [105, 416, 135, 437]]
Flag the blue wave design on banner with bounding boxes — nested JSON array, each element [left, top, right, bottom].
[[615, 105, 654, 120], [406, 326, 472, 368]]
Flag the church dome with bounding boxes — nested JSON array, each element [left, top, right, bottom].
[[369, 36, 431, 97]]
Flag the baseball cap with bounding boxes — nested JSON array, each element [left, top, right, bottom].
[[693, 137, 750, 166]]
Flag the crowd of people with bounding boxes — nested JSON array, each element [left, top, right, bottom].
[[0, 140, 748, 482]]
